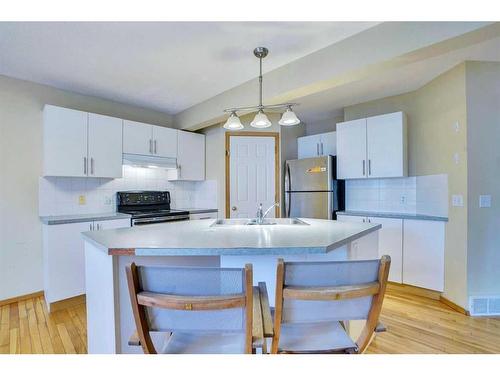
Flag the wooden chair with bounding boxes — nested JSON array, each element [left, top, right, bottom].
[[270, 256, 391, 354], [126, 262, 263, 354]]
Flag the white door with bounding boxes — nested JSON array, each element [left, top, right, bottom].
[[153, 126, 177, 158], [88, 113, 123, 178], [43, 105, 88, 177], [123, 120, 153, 155], [94, 218, 131, 230], [176, 131, 205, 181], [367, 216, 403, 283], [336, 118, 367, 179], [403, 219, 445, 291], [319, 131, 337, 156], [366, 112, 407, 178], [297, 134, 321, 159], [229, 136, 276, 218]]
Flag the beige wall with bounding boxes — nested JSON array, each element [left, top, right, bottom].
[[344, 64, 469, 307], [201, 113, 305, 217], [305, 114, 344, 136], [0, 75, 173, 300], [465, 61, 500, 298]]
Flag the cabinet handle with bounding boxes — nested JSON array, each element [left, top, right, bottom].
[[368, 159, 371, 176], [97, 223, 100, 230], [320, 142, 324, 155], [154, 140, 157, 154], [149, 139, 153, 154], [90, 158, 94, 175], [316, 143, 319, 156], [84, 157, 87, 175], [362, 160, 366, 176], [89, 223, 92, 231]]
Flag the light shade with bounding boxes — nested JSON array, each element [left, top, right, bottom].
[[223, 112, 244, 130], [279, 107, 300, 126], [250, 110, 272, 128]]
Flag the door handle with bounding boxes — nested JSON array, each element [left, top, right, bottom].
[[231, 206, 237, 211], [362, 160, 366, 176]]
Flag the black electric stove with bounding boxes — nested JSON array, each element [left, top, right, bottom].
[[117, 191, 189, 226]]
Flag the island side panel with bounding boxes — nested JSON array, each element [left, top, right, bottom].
[[116, 254, 220, 354]]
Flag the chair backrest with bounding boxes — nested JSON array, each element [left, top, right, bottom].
[[272, 256, 390, 353], [126, 262, 253, 354]]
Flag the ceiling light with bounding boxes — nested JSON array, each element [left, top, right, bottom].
[[223, 112, 244, 130], [223, 47, 301, 130], [279, 106, 300, 126], [250, 110, 272, 128]]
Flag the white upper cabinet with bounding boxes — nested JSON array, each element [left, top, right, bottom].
[[43, 105, 89, 177], [123, 120, 153, 155], [88, 113, 123, 178], [123, 120, 178, 158], [336, 112, 407, 179], [336, 118, 367, 179], [297, 131, 336, 159], [170, 131, 205, 181], [43, 105, 122, 178], [366, 112, 407, 178], [152, 126, 177, 158]]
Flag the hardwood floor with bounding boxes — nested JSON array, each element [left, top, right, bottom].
[[1, 291, 499, 354]]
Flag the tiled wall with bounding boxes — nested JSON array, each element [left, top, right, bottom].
[[345, 174, 448, 217], [39, 165, 217, 216]]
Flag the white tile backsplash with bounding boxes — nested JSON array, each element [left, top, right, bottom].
[[39, 165, 218, 216], [345, 174, 448, 217]]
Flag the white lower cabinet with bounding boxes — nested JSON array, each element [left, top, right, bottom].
[[189, 212, 218, 220], [43, 218, 130, 310], [402, 219, 445, 292], [337, 214, 444, 290]]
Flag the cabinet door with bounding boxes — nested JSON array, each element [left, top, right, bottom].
[[403, 220, 445, 291], [123, 120, 153, 155], [367, 216, 403, 283], [336, 119, 367, 179], [94, 218, 131, 230], [152, 126, 177, 158], [366, 112, 407, 178], [175, 131, 205, 181], [189, 212, 218, 220], [43, 221, 90, 303], [297, 134, 321, 159], [319, 131, 337, 156], [43, 105, 88, 177], [88, 113, 123, 178]]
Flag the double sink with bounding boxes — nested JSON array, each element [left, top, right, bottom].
[[210, 218, 309, 227]]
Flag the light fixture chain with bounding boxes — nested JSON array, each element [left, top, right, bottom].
[[259, 56, 263, 108]]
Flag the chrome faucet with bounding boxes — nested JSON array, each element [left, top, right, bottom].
[[256, 202, 279, 224]]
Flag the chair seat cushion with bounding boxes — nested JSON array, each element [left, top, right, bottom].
[[160, 331, 246, 354], [278, 321, 357, 353]]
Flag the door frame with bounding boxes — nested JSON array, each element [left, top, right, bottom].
[[225, 131, 280, 219]]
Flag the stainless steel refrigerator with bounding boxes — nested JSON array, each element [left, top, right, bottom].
[[284, 155, 344, 219]]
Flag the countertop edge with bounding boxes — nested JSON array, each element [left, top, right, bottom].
[[337, 211, 448, 222], [41, 213, 131, 225]]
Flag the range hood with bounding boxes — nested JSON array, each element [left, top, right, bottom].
[[123, 153, 177, 169]]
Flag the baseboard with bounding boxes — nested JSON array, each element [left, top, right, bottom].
[[440, 296, 470, 316], [387, 282, 441, 300], [48, 294, 86, 313], [0, 291, 44, 307]]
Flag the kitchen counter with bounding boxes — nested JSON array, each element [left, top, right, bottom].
[[337, 210, 448, 222], [40, 212, 131, 225], [82, 218, 381, 256], [176, 207, 218, 214]]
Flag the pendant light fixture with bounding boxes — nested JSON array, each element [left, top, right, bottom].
[[223, 47, 300, 130]]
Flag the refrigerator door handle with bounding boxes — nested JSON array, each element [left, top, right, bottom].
[[285, 192, 291, 218], [285, 163, 291, 218]]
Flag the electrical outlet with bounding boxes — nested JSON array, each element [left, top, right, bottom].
[[452, 194, 464, 207], [400, 195, 406, 204], [479, 195, 492, 208], [453, 153, 460, 165], [104, 195, 113, 205], [78, 195, 86, 205], [454, 121, 460, 132]]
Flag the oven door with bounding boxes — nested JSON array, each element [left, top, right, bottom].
[[132, 215, 189, 226]]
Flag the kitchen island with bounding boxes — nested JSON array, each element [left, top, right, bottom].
[[82, 218, 381, 354]]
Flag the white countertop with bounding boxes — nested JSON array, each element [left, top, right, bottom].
[[82, 218, 381, 256], [40, 212, 131, 225]]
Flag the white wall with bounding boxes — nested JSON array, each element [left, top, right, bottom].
[[0, 75, 176, 301]]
